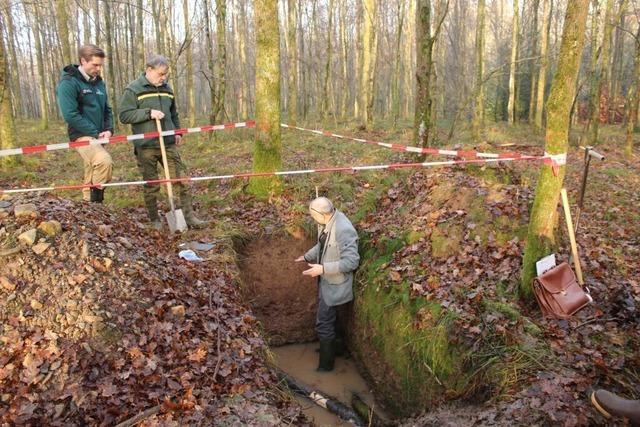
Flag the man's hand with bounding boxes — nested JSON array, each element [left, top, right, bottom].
[[302, 263, 324, 277], [150, 109, 165, 120], [295, 256, 306, 262], [175, 134, 182, 145], [98, 131, 112, 139]]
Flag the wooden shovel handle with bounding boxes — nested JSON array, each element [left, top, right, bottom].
[[155, 118, 176, 212], [561, 188, 584, 285]]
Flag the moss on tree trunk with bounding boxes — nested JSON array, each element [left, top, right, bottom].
[[249, 0, 282, 199], [520, 0, 590, 298]]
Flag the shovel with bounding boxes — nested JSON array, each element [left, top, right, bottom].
[[155, 118, 187, 233]]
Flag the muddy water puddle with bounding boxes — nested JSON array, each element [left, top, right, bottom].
[[273, 343, 388, 426]]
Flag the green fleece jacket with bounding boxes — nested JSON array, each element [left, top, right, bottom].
[[56, 65, 113, 141], [118, 74, 180, 148]]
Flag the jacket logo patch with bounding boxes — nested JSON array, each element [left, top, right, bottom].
[[96, 89, 104, 96], [82, 89, 93, 95]]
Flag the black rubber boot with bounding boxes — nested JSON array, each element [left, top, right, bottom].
[[90, 188, 104, 203], [316, 339, 335, 372]]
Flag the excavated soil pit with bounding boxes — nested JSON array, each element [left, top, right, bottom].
[[238, 235, 389, 425], [238, 234, 318, 346]]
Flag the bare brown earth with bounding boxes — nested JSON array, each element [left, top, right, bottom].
[[238, 236, 318, 346]]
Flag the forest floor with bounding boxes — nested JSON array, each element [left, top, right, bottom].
[[1, 117, 639, 425]]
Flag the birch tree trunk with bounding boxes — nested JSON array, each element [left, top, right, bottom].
[[507, 0, 519, 124], [521, 0, 590, 298], [249, 0, 282, 198], [472, 0, 485, 143], [534, 0, 551, 129]]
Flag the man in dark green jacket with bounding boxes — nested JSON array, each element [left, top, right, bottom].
[[119, 55, 207, 230], [56, 44, 113, 203]]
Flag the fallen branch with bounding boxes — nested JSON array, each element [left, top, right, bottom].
[[115, 405, 161, 427]]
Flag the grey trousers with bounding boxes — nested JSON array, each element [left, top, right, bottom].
[[316, 286, 337, 340]]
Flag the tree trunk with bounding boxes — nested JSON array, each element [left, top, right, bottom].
[[56, 0, 72, 65], [322, 0, 335, 120], [287, 0, 298, 124], [528, 0, 540, 123], [534, 0, 551, 129], [94, 0, 101, 45], [415, 0, 433, 147], [588, 0, 613, 144], [609, 0, 626, 123], [249, 0, 282, 198], [520, 0, 590, 298], [103, 0, 117, 127], [472, 0, 485, 143], [360, 0, 376, 128], [203, 0, 216, 123], [624, 27, 640, 157], [136, 0, 145, 72], [29, 3, 49, 130], [211, 0, 227, 123], [392, 0, 406, 129], [183, 0, 195, 126], [507, 0, 519, 124], [4, 1, 22, 118], [0, 19, 18, 166]]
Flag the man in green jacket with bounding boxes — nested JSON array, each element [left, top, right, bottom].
[[56, 44, 113, 203], [119, 55, 207, 230]]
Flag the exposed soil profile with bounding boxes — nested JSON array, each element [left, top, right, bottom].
[[238, 235, 318, 346]]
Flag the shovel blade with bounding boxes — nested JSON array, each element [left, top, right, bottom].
[[166, 209, 188, 233]]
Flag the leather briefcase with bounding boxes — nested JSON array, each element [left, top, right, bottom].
[[533, 262, 591, 318]]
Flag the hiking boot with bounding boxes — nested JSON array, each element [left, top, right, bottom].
[[316, 339, 335, 372], [185, 212, 209, 229], [591, 389, 640, 424]]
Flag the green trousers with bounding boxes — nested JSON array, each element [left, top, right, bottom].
[[135, 145, 193, 221]]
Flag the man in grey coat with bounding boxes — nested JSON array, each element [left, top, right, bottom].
[[296, 197, 360, 372]]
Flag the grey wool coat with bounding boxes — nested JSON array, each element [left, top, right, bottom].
[[304, 210, 360, 307]]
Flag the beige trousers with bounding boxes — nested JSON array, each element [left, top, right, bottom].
[[75, 137, 113, 201]]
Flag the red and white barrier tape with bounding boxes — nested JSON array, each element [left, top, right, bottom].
[[0, 120, 255, 158], [0, 156, 549, 195], [282, 123, 567, 174], [283, 123, 541, 159]]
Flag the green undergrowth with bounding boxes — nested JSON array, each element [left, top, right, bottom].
[[354, 232, 551, 416], [351, 166, 550, 417]]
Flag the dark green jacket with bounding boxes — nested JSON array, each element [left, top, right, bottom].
[[119, 74, 180, 148], [56, 65, 113, 141]]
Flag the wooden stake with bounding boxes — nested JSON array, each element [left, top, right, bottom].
[[560, 188, 584, 285]]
